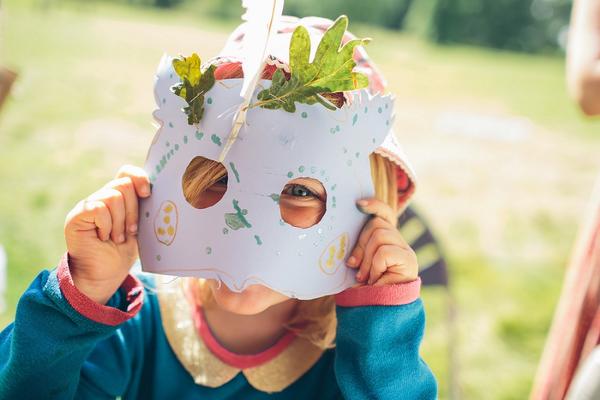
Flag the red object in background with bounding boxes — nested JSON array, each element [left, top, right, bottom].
[[531, 175, 600, 400]]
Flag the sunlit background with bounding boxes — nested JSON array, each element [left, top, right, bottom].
[[1, 0, 599, 398]]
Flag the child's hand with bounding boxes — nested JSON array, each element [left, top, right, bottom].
[[64, 165, 150, 304], [346, 198, 418, 286]]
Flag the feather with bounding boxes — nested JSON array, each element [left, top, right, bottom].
[[219, 0, 284, 162]]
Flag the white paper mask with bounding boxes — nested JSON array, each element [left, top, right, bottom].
[[137, 54, 395, 299]]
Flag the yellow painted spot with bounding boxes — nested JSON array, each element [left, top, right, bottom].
[[326, 246, 335, 268], [155, 200, 178, 246], [337, 235, 347, 260], [318, 232, 350, 275]]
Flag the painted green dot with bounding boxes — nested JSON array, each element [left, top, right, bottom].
[[386, 120, 389, 126], [385, 103, 389, 109], [343, 147, 348, 154], [352, 114, 358, 126], [167, 152, 171, 160], [223, 228, 229, 234], [168, 122, 174, 128], [156, 165, 161, 174], [156, 254, 161, 261], [166, 141, 170, 147], [162, 98, 166, 104], [378, 107, 383, 113], [364, 106, 368, 113], [207, 97, 213, 104], [206, 247, 212, 255], [196, 131, 204, 140], [183, 135, 188, 144], [310, 166, 317, 173], [254, 235, 263, 245], [287, 171, 293, 178], [211, 134, 222, 146], [331, 184, 337, 191], [355, 152, 360, 158], [279, 219, 285, 226], [301, 111, 307, 118], [145, 211, 150, 218], [174, 144, 179, 151], [330, 128, 335, 134], [335, 125, 340, 132], [169, 73, 173, 79], [372, 137, 376, 143], [229, 162, 240, 183], [298, 165, 305, 173]]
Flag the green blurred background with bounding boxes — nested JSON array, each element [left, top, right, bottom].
[[1, 0, 599, 398]]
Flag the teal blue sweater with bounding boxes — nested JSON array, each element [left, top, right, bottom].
[[0, 256, 436, 399]]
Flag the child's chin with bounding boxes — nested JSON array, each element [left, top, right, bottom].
[[209, 281, 289, 315]]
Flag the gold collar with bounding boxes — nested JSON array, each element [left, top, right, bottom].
[[156, 277, 324, 393]]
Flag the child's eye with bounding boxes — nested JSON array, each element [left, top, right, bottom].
[[284, 184, 316, 198]]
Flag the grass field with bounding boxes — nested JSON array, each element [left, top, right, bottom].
[[2, 1, 600, 398]]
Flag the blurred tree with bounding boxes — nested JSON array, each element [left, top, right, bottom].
[[184, 0, 414, 29], [284, 0, 414, 30], [104, 0, 573, 53], [430, 0, 572, 53]]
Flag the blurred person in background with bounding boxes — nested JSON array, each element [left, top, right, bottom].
[[531, 0, 600, 398]]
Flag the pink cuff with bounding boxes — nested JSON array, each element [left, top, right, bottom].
[[57, 252, 144, 326], [335, 278, 421, 307]]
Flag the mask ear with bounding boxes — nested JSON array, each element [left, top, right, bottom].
[[153, 54, 187, 123], [355, 91, 395, 153]]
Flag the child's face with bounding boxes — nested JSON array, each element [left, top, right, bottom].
[[201, 176, 326, 314], [207, 279, 294, 314]]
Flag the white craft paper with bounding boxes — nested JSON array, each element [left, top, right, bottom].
[[138, 55, 394, 299]]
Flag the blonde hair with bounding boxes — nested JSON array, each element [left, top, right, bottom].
[[182, 152, 398, 350]]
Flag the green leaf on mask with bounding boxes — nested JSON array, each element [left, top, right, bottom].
[[255, 15, 370, 112], [171, 53, 216, 125]]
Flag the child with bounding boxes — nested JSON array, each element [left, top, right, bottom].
[[0, 13, 437, 400]]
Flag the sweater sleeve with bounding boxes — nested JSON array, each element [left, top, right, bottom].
[[0, 253, 149, 400], [333, 279, 437, 399]]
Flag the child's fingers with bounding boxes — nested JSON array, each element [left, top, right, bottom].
[[90, 188, 126, 244], [357, 227, 401, 283], [373, 247, 419, 286], [356, 198, 397, 226], [74, 199, 113, 241], [347, 216, 389, 269], [106, 177, 139, 236], [115, 165, 151, 198], [369, 244, 403, 285]]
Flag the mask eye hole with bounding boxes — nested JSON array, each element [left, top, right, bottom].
[[279, 177, 327, 228], [182, 156, 228, 209]]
